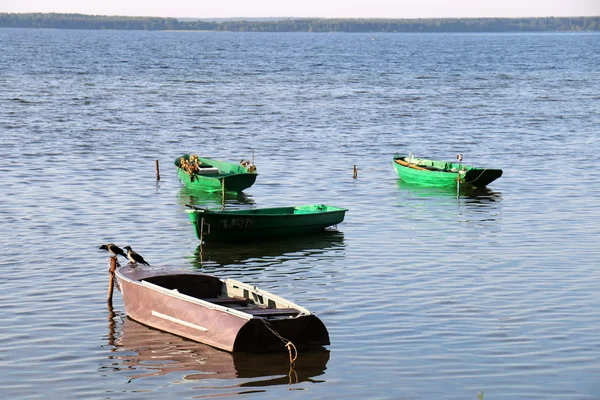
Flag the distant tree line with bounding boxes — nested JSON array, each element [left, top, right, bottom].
[[212, 17, 600, 32], [1, 13, 599, 32]]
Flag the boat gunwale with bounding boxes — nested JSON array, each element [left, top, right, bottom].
[[176, 167, 257, 180], [185, 204, 349, 217], [394, 156, 468, 173], [115, 266, 310, 320], [174, 155, 257, 178]]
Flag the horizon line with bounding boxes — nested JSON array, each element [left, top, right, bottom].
[[2, 12, 599, 20]]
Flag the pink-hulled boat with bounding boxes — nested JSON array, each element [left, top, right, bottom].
[[115, 265, 330, 352]]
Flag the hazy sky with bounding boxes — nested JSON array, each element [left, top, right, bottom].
[[1, 0, 599, 19]]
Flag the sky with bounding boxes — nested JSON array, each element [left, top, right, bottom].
[[1, 0, 599, 19]]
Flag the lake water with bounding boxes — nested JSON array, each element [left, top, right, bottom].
[[1, 28, 599, 399]]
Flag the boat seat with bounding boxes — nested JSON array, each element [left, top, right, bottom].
[[203, 296, 249, 305], [421, 165, 443, 172], [196, 167, 220, 175], [244, 307, 300, 316]]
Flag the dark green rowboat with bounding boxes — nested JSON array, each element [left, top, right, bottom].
[[186, 204, 348, 242], [393, 155, 502, 188], [175, 155, 258, 193]]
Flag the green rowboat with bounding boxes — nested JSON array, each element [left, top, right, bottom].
[[186, 204, 348, 242], [393, 155, 502, 188], [175, 154, 258, 193]]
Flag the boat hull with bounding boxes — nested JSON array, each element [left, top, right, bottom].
[[393, 155, 502, 188], [187, 204, 347, 242], [116, 266, 330, 352], [175, 155, 258, 193]]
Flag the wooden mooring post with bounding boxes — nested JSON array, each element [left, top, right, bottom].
[[155, 160, 161, 181], [353, 165, 358, 179], [221, 178, 225, 203], [107, 256, 118, 304]]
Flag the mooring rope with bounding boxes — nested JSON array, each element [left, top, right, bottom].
[[260, 318, 298, 364]]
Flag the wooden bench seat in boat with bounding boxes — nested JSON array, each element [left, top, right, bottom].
[[202, 297, 299, 316], [203, 296, 249, 306], [243, 307, 300, 316], [197, 166, 220, 175]]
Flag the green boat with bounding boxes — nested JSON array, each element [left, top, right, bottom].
[[393, 154, 502, 188], [175, 154, 258, 193], [186, 204, 348, 242]]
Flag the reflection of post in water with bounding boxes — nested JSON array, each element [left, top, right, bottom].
[[107, 302, 117, 347], [197, 242, 204, 266]]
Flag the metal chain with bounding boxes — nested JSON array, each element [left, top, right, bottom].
[[260, 318, 298, 364]]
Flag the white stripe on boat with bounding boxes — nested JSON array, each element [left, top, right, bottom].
[[152, 310, 208, 332]]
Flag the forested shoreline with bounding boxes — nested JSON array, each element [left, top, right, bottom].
[[1, 12, 599, 32]]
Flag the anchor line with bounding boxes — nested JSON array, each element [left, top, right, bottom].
[[259, 318, 298, 365]]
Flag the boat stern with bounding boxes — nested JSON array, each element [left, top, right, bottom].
[[233, 314, 330, 352], [464, 168, 503, 187]]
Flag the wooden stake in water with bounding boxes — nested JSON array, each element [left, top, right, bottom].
[[107, 256, 118, 303], [221, 178, 225, 202], [353, 165, 357, 179], [155, 160, 161, 181], [456, 154, 463, 199]]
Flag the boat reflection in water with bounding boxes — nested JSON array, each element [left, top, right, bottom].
[[110, 316, 330, 386], [190, 230, 345, 268], [176, 186, 255, 209], [396, 179, 502, 204]]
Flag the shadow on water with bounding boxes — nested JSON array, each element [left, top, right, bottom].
[[188, 231, 346, 269], [176, 186, 255, 209], [396, 179, 502, 204], [104, 316, 329, 387]]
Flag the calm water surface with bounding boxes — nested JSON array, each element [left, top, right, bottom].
[[1, 29, 599, 399]]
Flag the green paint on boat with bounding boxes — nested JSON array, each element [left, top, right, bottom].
[[393, 155, 502, 188], [186, 204, 348, 242], [175, 155, 258, 193]]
